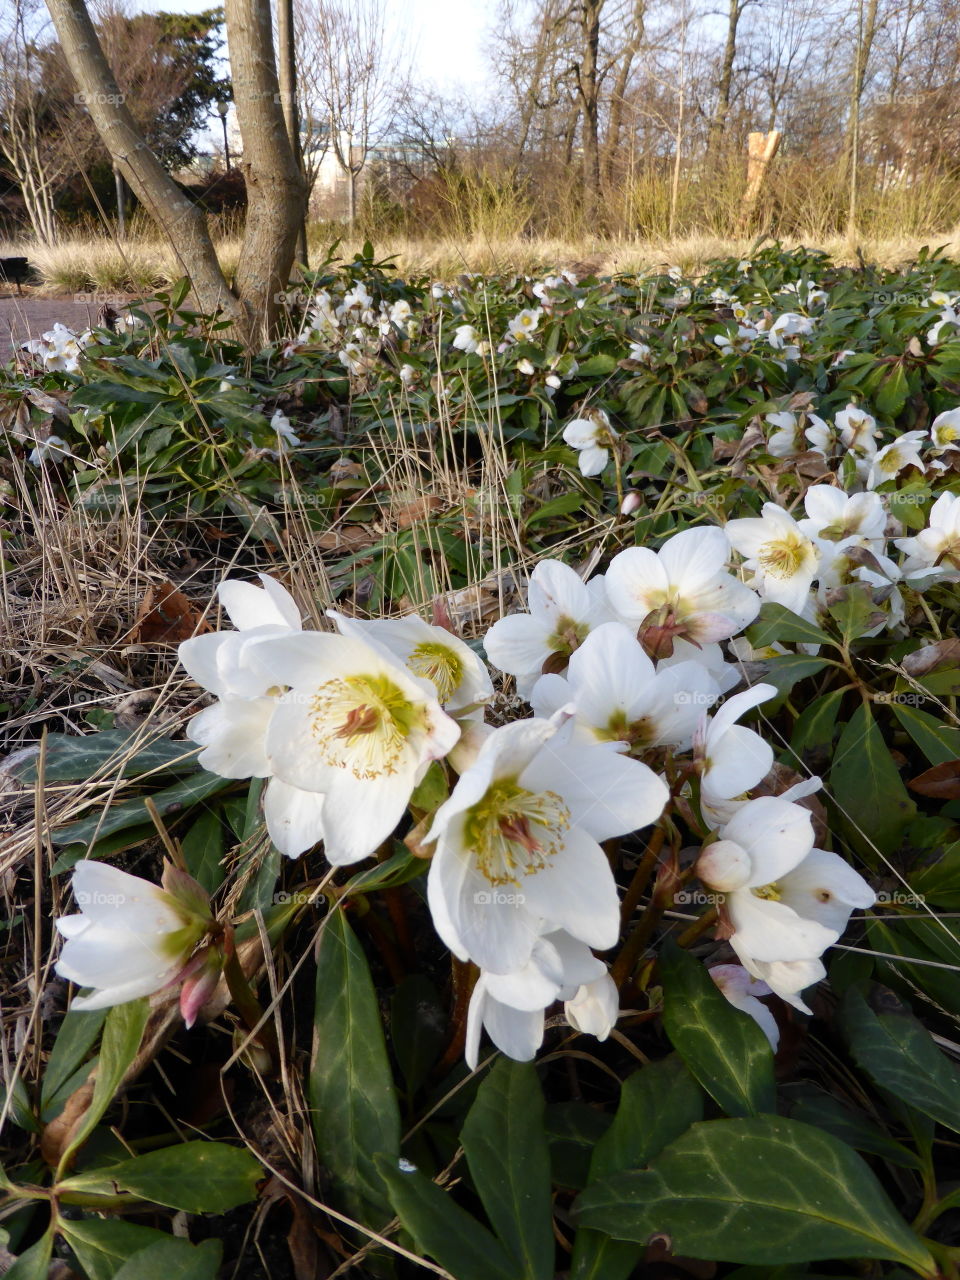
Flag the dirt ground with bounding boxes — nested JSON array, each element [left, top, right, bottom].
[[0, 292, 117, 364]]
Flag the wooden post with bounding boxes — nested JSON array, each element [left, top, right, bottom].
[[739, 129, 782, 230]]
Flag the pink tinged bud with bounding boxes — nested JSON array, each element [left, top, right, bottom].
[[161, 862, 213, 922], [697, 839, 751, 892], [620, 491, 643, 517], [178, 947, 223, 1029]]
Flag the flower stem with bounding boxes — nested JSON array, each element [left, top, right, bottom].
[[222, 932, 280, 1073], [620, 826, 666, 926]]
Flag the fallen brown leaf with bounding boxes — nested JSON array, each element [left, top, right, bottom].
[[128, 580, 211, 643], [908, 760, 960, 799]]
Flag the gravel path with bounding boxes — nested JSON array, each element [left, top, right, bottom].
[[0, 292, 133, 364]]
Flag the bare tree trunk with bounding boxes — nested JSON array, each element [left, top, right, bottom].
[[602, 0, 645, 188], [706, 0, 744, 156], [276, 0, 308, 266], [575, 0, 603, 224], [846, 0, 879, 240], [225, 0, 307, 340], [44, 0, 246, 329]]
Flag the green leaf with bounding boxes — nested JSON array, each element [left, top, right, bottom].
[[9, 731, 197, 783], [59, 999, 148, 1168], [826, 584, 882, 646], [41, 1008, 107, 1118], [179, 807, 226, 894], [660, 940, 776, 1117], [60, 1140, 262, 1213], [344, 846, 426, 895], [572, 1056, 703, 1280], [786, 1084, 922, 1170], [59, 1219, 175, 1280], [841, 987, 960, 1133], [830, 704, 915, 861], [53, 772, 234, 847], [461, 1060, 553, 1280], [575, 1116, 936, 1274], [889, 701, 960, 767], [3, 1228, 54, 1279], [309, 910, 400, 1224], [377, 1156, 518, 1280], [746, 603, 832, 649], [791, 688, 846, 754], [111, 1237, 222, 1280], [391, 975, 446, 1096], [759, 655, 830, 696]]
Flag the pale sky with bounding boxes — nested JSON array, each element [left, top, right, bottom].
[[129, 0, 493, 96]]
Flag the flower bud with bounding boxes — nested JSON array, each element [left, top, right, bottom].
[[697, 839, 751, 892]]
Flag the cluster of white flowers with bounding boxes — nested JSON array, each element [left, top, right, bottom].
[[52, 518, 881, 1066], [21, 322, 95, 374]]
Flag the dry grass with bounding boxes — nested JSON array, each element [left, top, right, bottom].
[[3, 227, 960, 296]]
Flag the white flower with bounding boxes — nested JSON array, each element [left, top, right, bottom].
[[737, 259, 752, 273], [895, 491, 960, 577], [664, 286, 691, 309], [55, 861, 210, 1011], [531, 621, 720, 754], [400, 363, 416, 386], [864, 430, 926, 490], [453, 324, 481, 353], [341, 282, 373, 313], [339, 343, 366, 375], [465, 928, 609, 1067], [328, 610, 493, 719], [931, 408, 960, 451], [507, 308, 542, 341], [270, 409, 300, 448], [565, 973, 619, 1039], [929, 309, 960, 345], [799, 486, 886, 547], [22, 322, 92, 373], [517, 357, 536, 375], [562, 409, 618, 476], [709, 964, 779, 1050], [177, 575, 337, 858], [628, 340, 652, 362], [765, 412, 803, 458], [427, 713, 668, 975], [389, 299, 412, 331], [698, 801, 874, 1011], [836, 404, 878, 456], [660, 638, 742, 694], [831, 349, 857, 368], [695, 683, 777, 823], [804, 414, 836, 456], [28, 434, 71, 465], [249, 631, 460, 864], [726, 503, 820, 615], [604, 526, 760, 658], [714, 325, 757, 356], [484, 559, 613, 695]]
